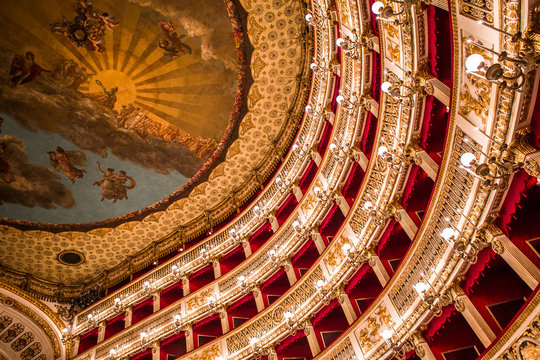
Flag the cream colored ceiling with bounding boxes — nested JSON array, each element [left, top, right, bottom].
[[0, 0, 309, 289]]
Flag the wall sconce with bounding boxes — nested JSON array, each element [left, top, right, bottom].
[[292, 143, 310, 159], [140, 331, 149, 347], [87, 313, 96, 328], [363, 201, 395, 225], [440, 226, 477, 263], [380, 327, 415, 360], [459, 150, 520, 190], [305, 8, 330, 28], [336, 91, 359, 113], [381, 81, 424, 103], [173, 314, 183, 329], [304, 104, 322, 119], [465, 39, 538, 92], [114, 297, 124, 312], [253, 203, 269, 220], [413, 272, 453, 317], [61, 328, 72, 346], [336, 30, 360, 59], [329, 142, 353, 164], [377, 143, 417, 172], [109, 348, 118, 359], [313, 186, 334, 205], [292, 220, 310, 238], [275, 176, 291, 194], [341, 242, 368, 267], [310, 60, 333, 74]]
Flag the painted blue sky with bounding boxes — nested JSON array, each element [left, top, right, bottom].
[[0, 113, 188, 224]]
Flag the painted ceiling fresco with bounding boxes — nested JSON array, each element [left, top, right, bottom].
[[0, 0, 244, 225]]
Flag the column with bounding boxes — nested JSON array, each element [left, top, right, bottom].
[[153, 292, 160, 313], [242, 240, 252, 258], [185, 325, 194, 352], [413, 333, 437, 360], [338, 292, 358, 325], [416, 150, 440, 181], [335, 193, 350, 215], [366, 98, 379, 117], [395, 209, 419, 240], [483, 224, 540, 290], [220, 310, 230, 334], [124, 306, 133, 328], [311, 149, 322, 167], [152, 341, 160, 360], [70, 336, 80, 358], [212, 259, 221, 279], [369, 255, 390, 287], [354, 150, 369, 171], [97, 321, 106, 343], [312, 231, 327, 255], [292, 184, 303, 202], [304, 320, 321, 356], [182, 276, 190, 297], [426, 78, 450, 106], [268, 214, 280, 232], [452, 285, 496, 347], [283, 260, 297, 286], [253, 288, 265, 312]]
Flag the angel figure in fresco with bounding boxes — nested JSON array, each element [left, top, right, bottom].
[[158, 21, 192, 59], [49, 0, 118, 53], [93, 161, 135, 202], [89, 80, 118, 109], [48, 146, 87, 184], [8, 52, 47, 87]]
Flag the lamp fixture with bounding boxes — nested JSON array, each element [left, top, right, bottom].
[[305, 8, 330, 28], [459, 148, 521, 190], [465, 39, 538, 92], [336, 29, 361, 59], [362, 200, 395, 225], [413, 272, 453, 317], [275, 176, 291, 194]]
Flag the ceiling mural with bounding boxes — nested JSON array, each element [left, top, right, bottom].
[[0, 0, 308, 293], [0, 0, 246, 225]]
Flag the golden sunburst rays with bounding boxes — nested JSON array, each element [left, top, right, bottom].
[[1, 0, 237, 139]]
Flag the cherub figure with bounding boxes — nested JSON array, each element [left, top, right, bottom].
[[48, 146, 87, 184], [158, 21, 192, 59], [93, 161, 135, 202]]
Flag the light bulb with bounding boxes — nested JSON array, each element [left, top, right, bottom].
[[114, 297, 121, 304], [381, 329, 393, 340], [238, 275, 245, 282], [110, 349, 117, 355], [305, 105, 312, 112], [465, 54, 485, 72], [174, 314, 182, 321], [441, 227, 456, 241], [140, 331, 147, 338], [414, 282, 429, 294], [310, 63, 317, 70], [144, 281, 150, 287], [305, 14, 313, 22], [377, 145, 388, 156], [341, 243, 352, 254], [372, 1, 385, 15], [275, 176, 282, 184], [292, 220, 300, 228], [336, 38, 345, 47], [381, 81, 392, 94], [316, 279, 325, 288], [292, 144, 299, 152], [250, 337, 259, 345], [329, 143, 337, 152], [171, 264, 178, 271], [336, 95, 345, 103], [87, 314, 93, 319], [268, 249, 276, 256], [363, 201, 373, 210], [460, 152, 476, 167], [208, 295, 215, 303], [62, 328, 69, 334], [314, 186, 321, 194], [284, 311, 293, 319]]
